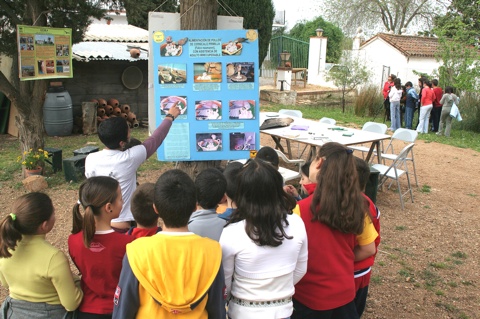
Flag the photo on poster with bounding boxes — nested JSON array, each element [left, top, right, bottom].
[[21, 66, 35, 77], [158, 64, 187, 84], [227, 62, 254, 83], [160, 96, 187, 115], [160, 36, 188, 57], [195, 100, 222, 120], [56, 44, 69, 57], [20, 37, 34, 51], [196, 133, 222, 152], [229, 100, 255, 119], [37, 60, 55, 74], [221, 39, 244, 56], [56, 60, 70, 73], [35, 34, 55, 46], [230, 132, 255, 151], [194, 62, 222, 83]]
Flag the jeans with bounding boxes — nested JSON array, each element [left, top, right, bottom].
[[417, 104, 433, 133], [431, 106, 442, 132], [390, 101, 401, 131], [405, 106, 415, 129]]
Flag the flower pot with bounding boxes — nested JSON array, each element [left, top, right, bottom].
[[25, 166, 43, 177]]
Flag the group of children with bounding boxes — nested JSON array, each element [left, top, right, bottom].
[[0, 110, 381, 319]]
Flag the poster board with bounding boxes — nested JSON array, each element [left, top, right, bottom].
[[17, 25, 73, 81], [152, 29, 260, 161]]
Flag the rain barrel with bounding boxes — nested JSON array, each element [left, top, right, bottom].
[[43, 86, 73, 136]]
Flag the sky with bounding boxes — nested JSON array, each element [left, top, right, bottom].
[[272, 0, 322, 30]]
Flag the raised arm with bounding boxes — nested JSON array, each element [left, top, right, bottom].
[[143, 104, 181, 158]]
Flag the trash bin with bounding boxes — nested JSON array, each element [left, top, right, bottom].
[[43, 86, 73, 136], [366, 166, 380, 204]]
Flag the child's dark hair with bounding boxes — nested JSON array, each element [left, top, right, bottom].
[[405, 81, 413, 87], [154, 169, 196, 228], [229, 159, 296, 247], [195, 168, 227, 209], [445, 86, 453, 94], [224, 161, 243, 199], [300, 161, 311, 177], [310, 142, 367, 234], [72, 176, 120, 248], [394, 78, 401, 90], [98, 117, 129, 150], [354, 157, 370, 191], [432, 79, 439, 86], [123, 137, 141, 150], [424, 79, 432, 88], [131, 183, 158, 228], [0, 193, 54, 258], [256, 146, 279, 169]]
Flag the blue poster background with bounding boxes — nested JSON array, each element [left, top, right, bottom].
[[152, 29, 259, 161]]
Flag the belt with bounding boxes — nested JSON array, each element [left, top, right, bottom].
[[229, 295, 292, 307]]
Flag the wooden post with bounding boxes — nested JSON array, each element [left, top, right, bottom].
[[82, 102, 97, 135]]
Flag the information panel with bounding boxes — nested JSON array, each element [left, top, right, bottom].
[[152, 29, 260, 161], [17, 25, 73, 81]]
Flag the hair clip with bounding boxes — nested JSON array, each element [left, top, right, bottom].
[[77, 199, 81, 205], [346, 149, 353, 154], [10, 213, 16, 221]]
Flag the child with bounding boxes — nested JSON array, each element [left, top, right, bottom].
[[404, 81, 419, 130], [188, 168, 227, 241], [354, 157, 381, 317], [85, 104, 180, 231], [293, 143, 377, 319], [255, 146, 279, 169], [220, 159, 307, 319], [437, 86, 460, 137], [127, 183, 161, 238], [69, 176, 134, 319], [218, 161, 243, 221], [112, 169, 226, 318], [0, 193, 83, 318], [284, 161, 315, 200]]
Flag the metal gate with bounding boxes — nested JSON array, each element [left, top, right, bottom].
[[381, 65, 390, 88], [261, 36, 309, 77]]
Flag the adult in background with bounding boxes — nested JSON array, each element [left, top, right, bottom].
[[417, 79, 434, 134], [382, 74, 396, 121], [388, 78, 403, 131], [404, 82, 419, 129], [437, 86, 460, 137], [415, 77, 426, 127], [431, 79, 444, 132]]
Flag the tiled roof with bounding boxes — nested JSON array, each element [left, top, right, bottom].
[[83, 24, 148, 43], [72, 42, 148, 62], [361, 33, 440, 57]]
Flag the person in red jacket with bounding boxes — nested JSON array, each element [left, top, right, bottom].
[[431, 79, 444, 132], [293, 143, 377, 319], [382, 74, 396, 122], [417, 80, 435, 134]]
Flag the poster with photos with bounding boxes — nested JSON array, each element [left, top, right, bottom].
[[152, 29, 260, 162], [17, 25, 73, 80]]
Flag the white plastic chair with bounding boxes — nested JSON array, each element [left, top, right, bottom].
[[381, 128, 418, 186], [274, 149, 305, 182], [349, 122, 388, 160], [278, 109, 303, 157], [279, 109, 302, 118], [319, 117, 336, 125], [372, 143, 415, 210]]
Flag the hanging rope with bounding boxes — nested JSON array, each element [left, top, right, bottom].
[[217, 0, 238, 17], [153, 0, 172, 12]]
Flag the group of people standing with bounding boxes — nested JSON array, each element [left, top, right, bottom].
[[383, 75, 460, 137], [0, 100, 381, 319]]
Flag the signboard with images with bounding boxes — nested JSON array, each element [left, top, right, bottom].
[[17, 25, 73, 81], [152, 29, 260, 161]]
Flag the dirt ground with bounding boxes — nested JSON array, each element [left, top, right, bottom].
[[0, 130, 479, 318]]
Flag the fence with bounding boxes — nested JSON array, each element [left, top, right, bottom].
[[261, 36, 309, 78]]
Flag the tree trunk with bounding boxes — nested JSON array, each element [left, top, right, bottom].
[[177, 0, 220, 178]]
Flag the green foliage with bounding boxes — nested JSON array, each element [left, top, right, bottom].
[[451, 251, 467, 259], [123, 0, 177, 29], [288, 16, 344, 63], [420, 184, 431, 193], [355, 85, 384, 117], [218, 0, 275, 67], [455, 92, 480, 133], [0, 0, 111, 58]]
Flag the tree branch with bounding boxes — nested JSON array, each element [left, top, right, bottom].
[[0, 0, 22, 25], [0, 70, 20, 102]]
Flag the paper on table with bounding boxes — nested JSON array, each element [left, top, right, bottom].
[[291, 125, 309, 131]]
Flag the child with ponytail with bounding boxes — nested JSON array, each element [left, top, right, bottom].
[[68, 176, 134, 319], [0, 192, 83, 318]]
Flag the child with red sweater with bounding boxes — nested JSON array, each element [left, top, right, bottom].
[[293, 143, 378, 319], [69, 176, 134, 319], [126, 183, 162, 238]]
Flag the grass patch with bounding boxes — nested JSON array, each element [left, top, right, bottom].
[[461, 280, 474, 286], [447, 281, 458, 288], [420, 184, 431, 193], [451, 251, 468, 259], [377, 261, 386, 266], [420, 269, 441, 290], [395, 225, 407, 231], [371, 275, 382, 284], [467, 193, 477, 197], [429, 262, 450, 269], [423, 205, 431, 209], [435, 290, 445, 296]]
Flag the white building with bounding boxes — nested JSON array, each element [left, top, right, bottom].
[[358, 33, 441, 88]]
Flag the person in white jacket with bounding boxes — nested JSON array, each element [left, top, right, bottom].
[[388, 78, 403, 131], [220, 159, 308, 319]]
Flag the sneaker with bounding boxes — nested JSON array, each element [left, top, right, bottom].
[[436, 132, 442, 136]]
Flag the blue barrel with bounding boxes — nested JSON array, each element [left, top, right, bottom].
[[43, 86, 73, 136]]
